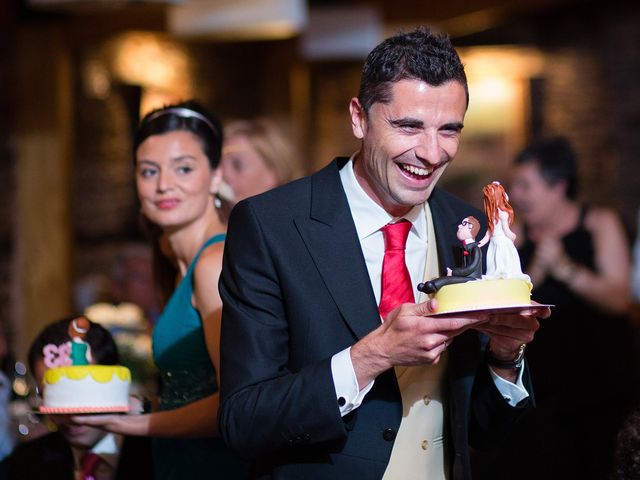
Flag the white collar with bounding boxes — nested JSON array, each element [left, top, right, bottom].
[[339, 155, 426, 240], [72, 433, 121, 472], [92, 433, 119, 455]]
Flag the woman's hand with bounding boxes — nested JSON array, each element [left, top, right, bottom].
[[535, 238, 576, 282], [70, 412, 149, 436], [527, 237, 565, 284]]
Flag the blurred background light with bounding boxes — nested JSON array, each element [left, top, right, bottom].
[[168, 0, 308, 41]]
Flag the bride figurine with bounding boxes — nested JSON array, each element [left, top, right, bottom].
[[479, 181, 530, 282]]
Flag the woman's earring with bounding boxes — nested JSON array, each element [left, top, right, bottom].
[[214, 195, 222, 209]]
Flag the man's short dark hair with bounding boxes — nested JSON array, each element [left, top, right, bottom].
[[514, 136, 578, 200], [28, 316, 119, 373], [358, 26, 468, 114]]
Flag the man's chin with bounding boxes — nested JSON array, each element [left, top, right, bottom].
[[61, 426, 105, 449]]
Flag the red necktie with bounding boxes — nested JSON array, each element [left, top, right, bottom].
[[378, 220, 414, 320], [80, 451, 103, 480]]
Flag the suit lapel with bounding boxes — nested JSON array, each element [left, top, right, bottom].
[[294, 159, 381, 340], [428, 188, 464, 274]]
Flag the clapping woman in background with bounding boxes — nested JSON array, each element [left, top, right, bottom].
[[504, 136, 638, 479]]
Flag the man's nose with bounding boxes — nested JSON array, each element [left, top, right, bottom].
[[414, 131, 441, 164]]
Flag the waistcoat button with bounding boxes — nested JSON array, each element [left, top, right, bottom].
[[382, 428, 396, 441]]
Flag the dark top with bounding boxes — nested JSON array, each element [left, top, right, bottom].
[[519, 207, 637, 401], [507, 206, 640, 479], [152, 234, 224, 408], [5, 432, 153, 480]]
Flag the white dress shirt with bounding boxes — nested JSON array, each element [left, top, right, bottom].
[[73, 433, 121, 480], [330, 157, 528, 415]]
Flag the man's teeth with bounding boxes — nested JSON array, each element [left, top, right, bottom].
[[402, 164, 432, 176]]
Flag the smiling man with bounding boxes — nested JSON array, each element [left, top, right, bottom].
[[219, 27, 546, 480]]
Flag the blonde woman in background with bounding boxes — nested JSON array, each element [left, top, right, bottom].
[[221, 117, 304, 204]]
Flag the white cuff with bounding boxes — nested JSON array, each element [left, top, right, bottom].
[[488, 359, 529, 406], [331, 347, 375, 416]]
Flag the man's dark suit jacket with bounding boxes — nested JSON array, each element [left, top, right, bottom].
[[219, 158, 534, 479], [6, 432, 153, 479]]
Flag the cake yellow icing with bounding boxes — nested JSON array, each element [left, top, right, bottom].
[[40, 365, 131, 413], [433, 278, 533, 314]]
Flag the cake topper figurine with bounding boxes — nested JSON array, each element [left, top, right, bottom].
[[68, 316, 92, 366], [418, 216, 483, 294], [418, 181, 531, 296], [478, 181, 530, 282], [42, 343, 72, 370], [42, 316, 92, 369]]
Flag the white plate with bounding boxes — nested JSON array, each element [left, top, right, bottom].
[[430, 303, 553, 317]]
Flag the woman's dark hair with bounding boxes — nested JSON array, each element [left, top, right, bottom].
[[358, 26, 468, 114], [514, 136, 578, 200], [28, 316, 119, 374], [134, 100, 224, 303], [134, 100, 223, 170]]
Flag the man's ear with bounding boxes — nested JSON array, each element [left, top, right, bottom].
[[349, 97, 367, 139]]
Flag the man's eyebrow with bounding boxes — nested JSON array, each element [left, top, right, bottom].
[[441, 122, 464, 131], [389, 118, 424, 128], [170, 154, 197, 162]]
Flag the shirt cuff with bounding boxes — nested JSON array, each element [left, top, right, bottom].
[[488, 359, 529, 406], [331, 347, 375, 416]]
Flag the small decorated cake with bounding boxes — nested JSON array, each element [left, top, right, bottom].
[[432, 278, 532, 314], [39, 317, 131, 413], [419, 182, 535, 314], [40, 365, 131, 413]]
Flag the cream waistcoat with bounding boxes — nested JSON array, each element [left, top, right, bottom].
[[383, 203, 448, 480]]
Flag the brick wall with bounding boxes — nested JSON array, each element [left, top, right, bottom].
[[602, 7, 640, 235]]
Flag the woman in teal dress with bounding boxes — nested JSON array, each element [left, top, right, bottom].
[[74, 101, 247, 478]]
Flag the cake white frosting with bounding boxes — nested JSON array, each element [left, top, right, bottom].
[[40, 365, 131, 413]]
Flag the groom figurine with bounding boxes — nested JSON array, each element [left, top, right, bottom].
[[418, 216, 483, 294]]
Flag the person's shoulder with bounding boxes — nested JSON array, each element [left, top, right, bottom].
[[253, 174, 311, 205], [247, 157, 345, 205], [198, 236, 225, 261], [11, 431, 66, 455], [232, 158, 345, 223], [7, 432, 69, 471], [193, 238, 224, 280], [584, 205, 624, 233]]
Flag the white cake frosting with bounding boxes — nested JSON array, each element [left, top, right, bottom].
[[40, 365, 131, 413]]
